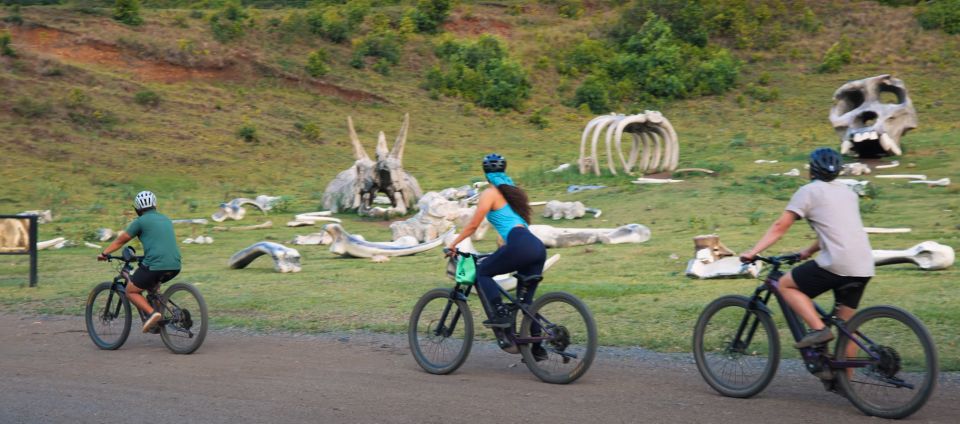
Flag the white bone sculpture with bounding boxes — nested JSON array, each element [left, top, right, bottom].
[[542, 201, 600, 220], [172, 219, 209, 225], [685, 234, 761, 279], [291, 231, 334, 246], [830, 75, 917, 157], [771, 169, 800, 177], [909, 178, 951, 187], [578, 111, 679, 175], [211, 195, 281, 222], [547, 163, 571, 173], [213, 221, 273, 231], [841, 163, 871, 176], [632, 177, 684, 184], [286, 211, 342, 227], [390, 192, 490, 242], [863, 227, 911, 234], [228, 242, 301, 273], [183, 236, 214, 244], [834, 179, 870, 197], [873, 241, 955, 271], [875, 174, 926, 180], [322, 114, 423, 217], [37, 237, 69, 250], [0, 218, 30, 252], [323, 223, 451, 259], [18, 210, 53, 224], [875, 161, 900, 169], [528, 224, 650, 248], [97, 228, 117, 242]]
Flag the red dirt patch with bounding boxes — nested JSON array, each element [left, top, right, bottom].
[[443, 15, 512, 38]]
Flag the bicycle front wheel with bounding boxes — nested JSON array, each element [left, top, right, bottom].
[[693, 295, 780, 398], [85, 282, 132, 350], [519, 291, 597, 384], [408, 287, 474, 375], [835, 305, 938, 419], [159, 282, 208, 354]]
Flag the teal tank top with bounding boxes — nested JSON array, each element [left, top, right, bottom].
[[487, 203, 527, 242]]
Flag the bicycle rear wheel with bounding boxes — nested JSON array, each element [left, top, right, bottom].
[[408, 287, 473, 375], [693, 295, 780, 398], [85, 282, 132, 350], [518, 291, 597, 384], [159, 282, 208, 354], [835, 305, 938, 419]]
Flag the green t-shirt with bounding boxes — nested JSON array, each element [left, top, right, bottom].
[[125, 210, 181, 271]]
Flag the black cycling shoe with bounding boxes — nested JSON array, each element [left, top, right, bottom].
[[482, 315, 512, 329], [531, 343, 549, 361]]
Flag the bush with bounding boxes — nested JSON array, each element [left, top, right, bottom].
[[113, 0, 143, 26], [294, 121, 321, 143], [351, 30, 402, 69], [916, 0, 960, 34], [410, 0, 451, 34], [424, 35, 531, 111], [305, 49, 329, 77], [236, 122, 257, 143], [12, 97, 51, 118], [1, 30, 15, 57], [744, 83, 779, 102], [559, 37, 613, 76], [528, 107, 551, 129], [816, 37, 852, 73], [133, 89, 161, 107], [3, 4, 23, 25], [306, 3, 369, 43], [572, 75, 611, 113], [188, 9, 204, 19], [210, 0, 248, 42]]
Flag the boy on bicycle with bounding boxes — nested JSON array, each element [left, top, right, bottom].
[[97, 191, 182, 333], [741, 148, 873, 348]]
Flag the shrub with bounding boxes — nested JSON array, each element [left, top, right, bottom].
[[3, 4, 23, 25], [916, 0, 960, 34], [424, 35, 531, 111], [372, 57, 391, 75], [351, 30, 402, 69], [816, 37, 852, 73], [210, 0, 248, 43], [559, 37, 613, 76], [1, 30, 15, 57], [236, 122, 257, 143], [294, 121, 321, 143], [64, 88, 89, 109], [572, 75, 611, 113], [744, 83, 779, 102], [410, 0, 451, 34], [113, 0, 143, 26], [12, 97, 51, 118], [305, 49, 329, 77], [306, 3, 369, 43], [188, 9, 204, 19], [133, 89, 161, 107], [528, 107, 551, 129]]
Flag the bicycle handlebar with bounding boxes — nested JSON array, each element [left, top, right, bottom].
[[751, 253, 802, 267], [104, 254, 144, 263]]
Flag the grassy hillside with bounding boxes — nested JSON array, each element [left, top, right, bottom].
[[1, 1, 959, 367]]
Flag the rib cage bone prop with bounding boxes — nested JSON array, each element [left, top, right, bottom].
[[830, 75, 917, 158], [579, 111, 679, 176], [322, 114, 423, 216]]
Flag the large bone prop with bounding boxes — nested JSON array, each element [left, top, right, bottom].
[[211, 195, 281, 222], [38, 237, 69, 250], [578, 111, 679, 176], [323, 223, 450, 259], [390, 192, 489, 242], [291, 231, 334, 245], [322, 114, 423, 216], [685, 234, 760, 279], [529, 224, 650, 248], [97, 228, 117, 242], [542, 200, 600, 220], [0, 218, 30, 252], [19, 210, 53, 224], [830, 75, 917, 157], [286, 212, 342, 227], [213, 221, 273, 231], [228, 242, 302, 273], [873, 241, 955, 271]]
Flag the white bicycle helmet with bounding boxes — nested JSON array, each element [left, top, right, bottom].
[[134, 191, 157, 210]]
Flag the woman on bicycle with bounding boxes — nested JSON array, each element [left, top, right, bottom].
[[446, 154, 547, 331], [740, 148, 873, 348], [97, 191, 182, 333]]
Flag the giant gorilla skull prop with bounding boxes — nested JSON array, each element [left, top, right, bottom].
[[829, 75, 917, 157]]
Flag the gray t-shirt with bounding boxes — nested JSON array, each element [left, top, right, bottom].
[[786, 180, 874, 277]]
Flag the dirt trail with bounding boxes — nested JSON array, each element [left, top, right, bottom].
[[1, 314, 957, 423]]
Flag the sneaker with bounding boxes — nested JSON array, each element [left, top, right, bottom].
[[531, 343, 549, 362], [482, 314, 512, 328], [795, 328, 834, 349], [142, 312, 162, 333]]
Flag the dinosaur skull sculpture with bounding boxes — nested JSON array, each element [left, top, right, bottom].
[[322, 114, 423, 216], [829, 75, 917, 157]]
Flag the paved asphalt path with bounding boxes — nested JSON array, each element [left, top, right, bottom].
[[1, 314, 956, 423]]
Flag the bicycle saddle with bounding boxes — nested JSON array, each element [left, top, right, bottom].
[[515, 273, 543, 285]]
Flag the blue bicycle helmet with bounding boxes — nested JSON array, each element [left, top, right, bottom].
[[809, 148, 843, 182], [482, 153, 506, 173]]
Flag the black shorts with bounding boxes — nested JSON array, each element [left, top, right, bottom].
[[130, 265, 180, 291], [790, 260, 870, 309]]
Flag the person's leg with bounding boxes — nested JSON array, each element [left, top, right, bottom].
[[476, 247, 520, 325], [125, 282, 154, 315], [780, 271, 826, 330], [780, 262, 836, 348], [129, 268, 162, 332]]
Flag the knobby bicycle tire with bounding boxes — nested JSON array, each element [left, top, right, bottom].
[[693, 295, 780, 398], [518, 291, 597, 384], [835, 305, 938, 419], [159, 282, 208, 354], [408, 287, 474, 375], [85, 281, 132, 350]]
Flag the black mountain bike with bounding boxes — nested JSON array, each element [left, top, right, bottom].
[[85, 246, 208, 354], [693, 254, 937, 419], [408, 249, 597, 384]]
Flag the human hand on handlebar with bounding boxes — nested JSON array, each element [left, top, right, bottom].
[[739, 251, 757, 263], [444, 246, 458, 258], [97, 252, 108, 261]]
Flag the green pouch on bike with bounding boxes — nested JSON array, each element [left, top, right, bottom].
[[455, 256, 477, 285]]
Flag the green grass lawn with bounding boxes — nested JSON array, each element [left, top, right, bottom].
[[1, 3, 959, 369]]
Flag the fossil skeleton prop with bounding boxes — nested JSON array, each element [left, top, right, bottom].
[[578, 111, 679, 176]]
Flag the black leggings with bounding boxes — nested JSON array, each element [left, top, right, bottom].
[[476, 226, 546, 318]]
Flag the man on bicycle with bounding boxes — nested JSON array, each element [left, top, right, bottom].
[[97, 191, 182, 333], [741, 148, 873, 349]]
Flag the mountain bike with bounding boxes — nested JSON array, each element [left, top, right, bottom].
[[693, 254, 937, 419], [85, 246, 208, 354], [408, 249, 597, 384]]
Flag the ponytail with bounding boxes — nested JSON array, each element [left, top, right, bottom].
[[496, 185, 532, 224]]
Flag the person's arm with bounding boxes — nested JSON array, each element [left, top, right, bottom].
[[446, 189, 495, 254], [740, 210, 799, 261], [799, 238, 821, 260], [98, 231, 133, 260]]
